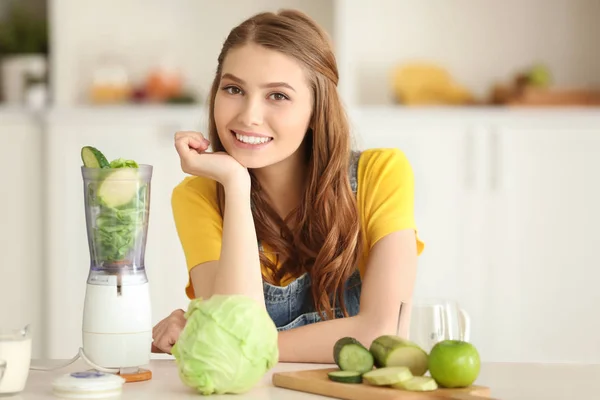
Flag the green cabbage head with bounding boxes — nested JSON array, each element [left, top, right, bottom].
[[171, 294, 279, 395]]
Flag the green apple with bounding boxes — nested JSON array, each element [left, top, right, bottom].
[[428, 340, 480, 388], [527, 64, 552, 87]]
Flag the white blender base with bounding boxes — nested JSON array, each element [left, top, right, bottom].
[[82, 281, 152, 369], [82, 331, 151, 369]]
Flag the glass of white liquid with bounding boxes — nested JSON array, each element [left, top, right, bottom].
[[0, 324, 32, 395]]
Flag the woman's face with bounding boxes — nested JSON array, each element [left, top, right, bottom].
[[214, 43, 313, 169]]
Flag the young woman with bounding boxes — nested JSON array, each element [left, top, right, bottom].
[[151, 9, 424, 363]]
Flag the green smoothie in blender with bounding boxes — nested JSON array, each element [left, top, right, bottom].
[[81, 146, 150, 269]]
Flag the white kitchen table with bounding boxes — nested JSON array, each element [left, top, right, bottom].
[[13, 359, 598, 400]]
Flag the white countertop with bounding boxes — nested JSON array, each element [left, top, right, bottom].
[[13, 359, 599, 399]]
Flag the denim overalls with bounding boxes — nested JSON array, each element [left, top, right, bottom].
[[260, 151, 363, 331]]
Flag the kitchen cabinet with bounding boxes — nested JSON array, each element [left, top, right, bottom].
[[43, 108, 200, 359], [0, 111, 44, 358], [481, 126, 600, 363]]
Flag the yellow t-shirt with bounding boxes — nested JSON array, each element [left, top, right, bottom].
[[172, 148, 425, 299]]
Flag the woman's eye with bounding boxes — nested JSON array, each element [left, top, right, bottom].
[[269, 92, 289, 101], [223, 86, 242, 95]]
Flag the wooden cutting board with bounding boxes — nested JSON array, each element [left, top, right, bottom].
[[272, 368, 499, 400]]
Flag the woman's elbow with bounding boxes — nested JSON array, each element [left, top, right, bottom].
[[357, 313, 400, 346]]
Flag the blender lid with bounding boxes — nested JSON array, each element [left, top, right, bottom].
[[52, 371, 125, 398]]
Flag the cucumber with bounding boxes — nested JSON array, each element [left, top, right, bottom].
[[327, 370, 363, 384], [81, 146, 109, 168], [98, 169, 140, 208], [392, 376, 438, 391], [333, 337, 374, 373], [369, 335, 428, 376], [362, 366, 412, 386]]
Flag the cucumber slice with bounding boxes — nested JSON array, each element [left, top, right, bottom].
[[327, 370, 363, 384], [362, 366, 412, 386], [98, 169, 140, 208], [369, 335, 429, 376], [333, 337, 374, 373], [81, 146, 109, 168], [392, 376, 438, 391]]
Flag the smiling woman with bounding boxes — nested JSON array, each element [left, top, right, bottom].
[[151, 9, 424, 364], [214, 43, 313, 170]]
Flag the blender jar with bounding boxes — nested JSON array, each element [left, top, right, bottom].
[[81, 164, 153, 285]]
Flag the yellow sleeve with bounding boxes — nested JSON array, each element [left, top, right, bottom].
[[171, 176, 223, 299], [357, 148, 425, 255]]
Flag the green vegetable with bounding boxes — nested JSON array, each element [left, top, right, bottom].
[[171, 295, 279, 395], [81, 146, 109, 168], [333, 337, 374, 374], [109, 158, 139, 168], [369, 335, 428, 376], [82, 146, 146, 264], [87, 173, 147, 263], [392, 376, 438, 391], [362, 366, 413, 386], [327, 370, 363, 384], [97, 169, 141, 208]]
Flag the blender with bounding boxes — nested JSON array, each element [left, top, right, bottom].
[[80, 164, 153, 380]]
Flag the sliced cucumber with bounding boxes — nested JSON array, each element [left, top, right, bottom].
[[392, 376, 438, 391], [81, 146, 109, 168], [333, 337, 374, 374], [98, 169, 140, 208], [362, 366, 412, 386], [369, 335, 429, 376], [327, 370, 363, 384]]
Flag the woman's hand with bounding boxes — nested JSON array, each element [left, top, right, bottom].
[[174, 131, 249, 187], [151, 309, 186, 354]]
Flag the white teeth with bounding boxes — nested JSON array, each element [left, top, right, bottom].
[[235, 133, 272, 144]]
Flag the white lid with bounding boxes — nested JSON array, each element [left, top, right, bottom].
[[52, 371, 125, 399]]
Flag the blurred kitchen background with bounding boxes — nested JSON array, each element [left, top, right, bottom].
[[2, 0, 600, 107], [1, 0, 599, 366]]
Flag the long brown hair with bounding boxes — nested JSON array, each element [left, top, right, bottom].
[[207, 9, 362, 320]]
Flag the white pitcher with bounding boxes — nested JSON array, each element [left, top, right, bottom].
[[0, 324, 32, 395], [408, 299, 471, 353]]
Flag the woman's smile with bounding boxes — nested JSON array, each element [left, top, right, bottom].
[[231, 129, 274, 149]]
